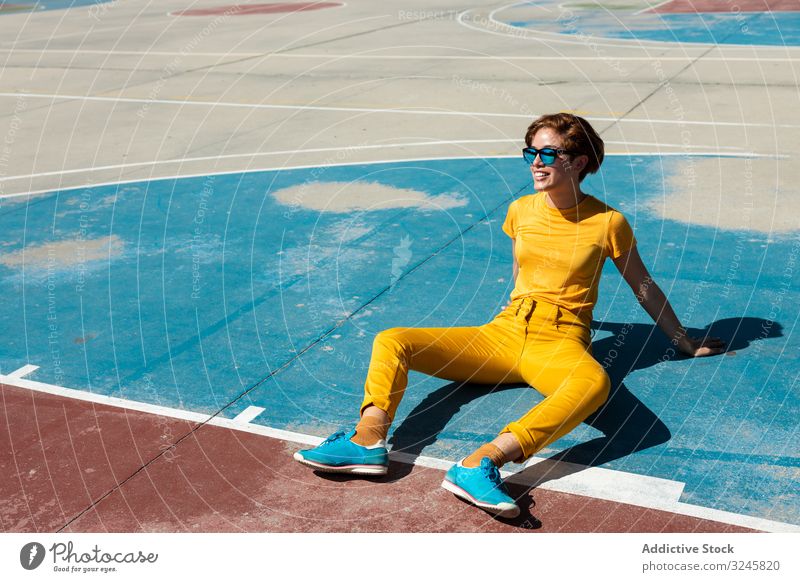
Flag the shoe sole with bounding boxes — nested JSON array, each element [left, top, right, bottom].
[[293, 452, 388, 475], [441, 478, 520, 519]]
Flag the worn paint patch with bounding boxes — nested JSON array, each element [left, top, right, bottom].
[[0, 235, 124, 269], [64, 193, 117, 208], [271, 181, 468, 213], [646, 158, 799, 234]]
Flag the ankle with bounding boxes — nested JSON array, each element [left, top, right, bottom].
[[351, 413, 390, 446], [462, 443, 506, 468]]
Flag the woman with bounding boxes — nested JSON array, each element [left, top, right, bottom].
[[293, 113, 726, 519]]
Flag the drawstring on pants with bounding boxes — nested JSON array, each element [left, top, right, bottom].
[[514, 297, 536, 319], [513, 297, 562, 328]]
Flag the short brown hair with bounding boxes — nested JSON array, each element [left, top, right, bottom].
[[524, 113, 604, 181]]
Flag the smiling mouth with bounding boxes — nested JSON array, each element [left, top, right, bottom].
[[533, 171, 549, 179]]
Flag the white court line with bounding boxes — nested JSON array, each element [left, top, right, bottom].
[[0, 139, 752, 185], [0, 151, 782, 201], [239, 52, 800, 61], [0, 140, 508, 184], [1, 364, 797, 533], [1, 48, 797, 61], [457, 6, 666, 49], [232, 406, 266, 424], [0, 48, 263, 58], [3, 364, 40, 379], [249, 53, 800, 62], [3, 91, 799, 129]]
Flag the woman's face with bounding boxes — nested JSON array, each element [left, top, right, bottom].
[[528, 127, 586, 193]]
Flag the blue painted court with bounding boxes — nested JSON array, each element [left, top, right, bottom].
[[1, 154, 797, 525], [499, 0, 800, 46]]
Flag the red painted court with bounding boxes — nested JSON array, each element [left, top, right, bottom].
[[0, 382, 757, 533]]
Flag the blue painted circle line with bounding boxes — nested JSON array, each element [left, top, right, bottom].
[[494, 0, 800, 47]]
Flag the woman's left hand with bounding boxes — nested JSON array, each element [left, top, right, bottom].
[[677, 335, 727, 357]]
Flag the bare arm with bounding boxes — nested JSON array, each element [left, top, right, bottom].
[[612, 246, 726, 357]]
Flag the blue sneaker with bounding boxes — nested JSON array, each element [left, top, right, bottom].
[[293, 429, 388, 476], [441, 457, 520, 518]]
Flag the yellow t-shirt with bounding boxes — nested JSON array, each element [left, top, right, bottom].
[[502, 192, 636, 314]]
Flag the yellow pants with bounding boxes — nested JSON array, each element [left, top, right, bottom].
[[360, 296, 611, 461]]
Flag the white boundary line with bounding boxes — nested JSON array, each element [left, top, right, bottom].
[[2, 92, 799, 129], [4, 364, 40, 379], [458, 4, 669, 49], [0, 151, 783, 202], [0, 48, 266, 57], [1, 365, 797, 532], [1, 48, 798, 61], [0, 140, 753, 186], [232, 406, 266, 424]]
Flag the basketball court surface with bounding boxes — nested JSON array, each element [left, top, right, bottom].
[[1, 0, 798, 534]]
